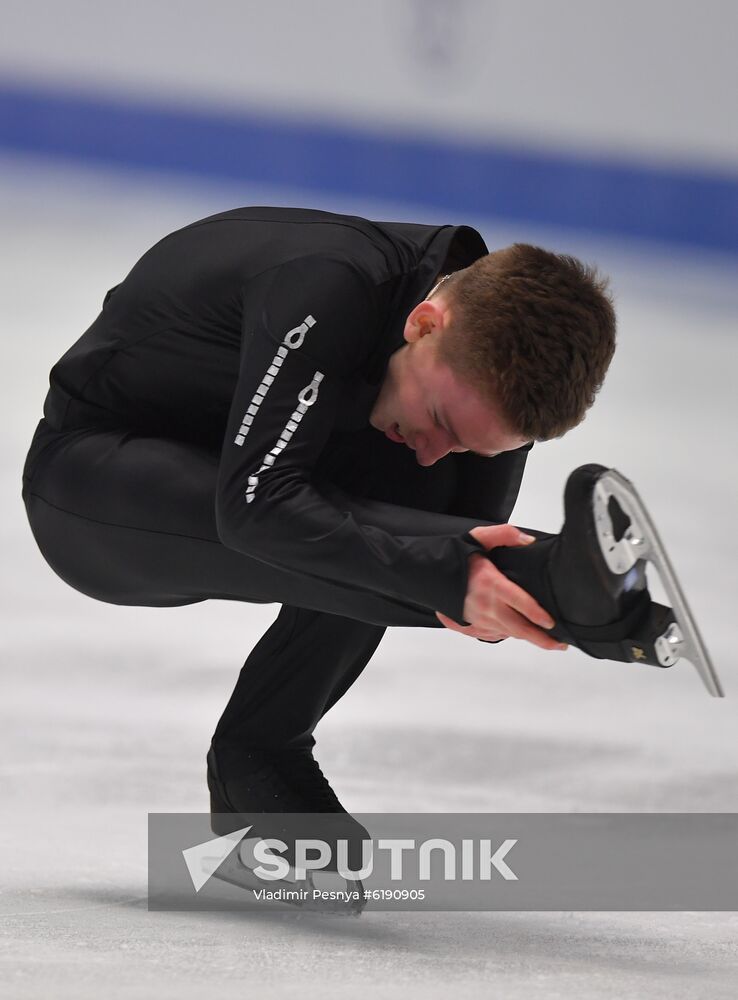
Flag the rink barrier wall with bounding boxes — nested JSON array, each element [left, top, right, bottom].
[[0, 80, 736, 255]]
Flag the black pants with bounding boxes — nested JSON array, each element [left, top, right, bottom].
[[22, 418, 551, 752]]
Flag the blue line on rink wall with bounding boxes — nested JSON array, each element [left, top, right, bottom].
[[1, 80, 736, 254]]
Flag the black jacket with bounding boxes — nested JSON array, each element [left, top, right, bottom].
[[39, 207, 530, 624]]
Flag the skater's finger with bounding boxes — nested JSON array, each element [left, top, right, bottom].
[[497, 608, 567, 651], [435, 610, 474, 634], [437, 609, 564, 650], [468, 524, 537, 550], [435, 611, 504, 641]]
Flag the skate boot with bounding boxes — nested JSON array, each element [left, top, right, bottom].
[[490, 464, 723, 696], [205, 742, 369, 913]]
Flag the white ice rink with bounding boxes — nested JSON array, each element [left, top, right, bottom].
[[2, 154, 738, 998]]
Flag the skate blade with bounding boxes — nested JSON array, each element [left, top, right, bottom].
[[206, 850, 365, 915], [594, 469, 724, 697]]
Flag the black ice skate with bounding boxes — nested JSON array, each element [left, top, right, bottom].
[[205, 743, 369, 914], [500, 464, 723, 697]]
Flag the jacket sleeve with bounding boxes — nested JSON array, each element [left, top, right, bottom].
[[215, 253, 483, 624]]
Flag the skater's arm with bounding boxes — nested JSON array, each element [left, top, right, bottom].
[[216, 254, 490, 625]]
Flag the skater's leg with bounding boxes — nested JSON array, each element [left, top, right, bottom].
[[212, 426, 464, 759], [212, 605, 386, 757], [21, 419, 471, 758], [21, 420, 469, 626]]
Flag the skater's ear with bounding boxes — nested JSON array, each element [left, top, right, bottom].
[[404, 299, 447, 343]]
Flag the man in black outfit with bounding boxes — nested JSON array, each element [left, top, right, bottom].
[[22, 206, 651, 830]]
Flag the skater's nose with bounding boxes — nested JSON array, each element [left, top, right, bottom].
[[414, 429, 460, 466]]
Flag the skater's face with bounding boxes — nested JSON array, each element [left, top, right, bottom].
[[369, 291, 529, 467]]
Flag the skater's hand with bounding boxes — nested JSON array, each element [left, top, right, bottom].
[[435, 524, 568, 652]]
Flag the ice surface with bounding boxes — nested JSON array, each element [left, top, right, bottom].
[[2, 153, 737, 999]]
